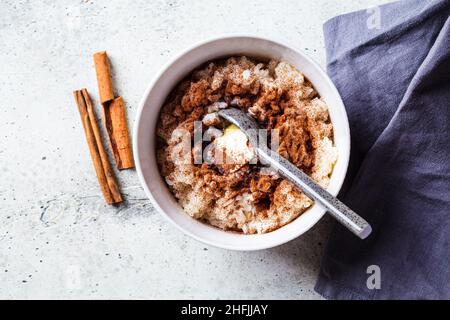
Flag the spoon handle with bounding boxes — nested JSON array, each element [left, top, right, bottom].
[[258, 148, 372, 239]]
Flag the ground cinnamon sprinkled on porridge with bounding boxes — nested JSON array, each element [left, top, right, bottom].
[[156, 56, 337, 234]]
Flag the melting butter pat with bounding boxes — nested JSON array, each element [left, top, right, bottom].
[[213, 124, 255, 170]]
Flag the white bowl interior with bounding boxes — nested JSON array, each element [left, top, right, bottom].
[[134, 36, 350, 250]]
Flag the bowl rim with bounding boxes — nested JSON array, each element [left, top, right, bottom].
[[133, 34, 350, 250]]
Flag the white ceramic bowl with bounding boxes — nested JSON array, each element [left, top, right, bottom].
[[133, 35, 350, 251]]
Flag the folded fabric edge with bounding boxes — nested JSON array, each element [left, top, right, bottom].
[[323, 0, 450, 65], [314, 271, 372, 300], [341, 14, 450, 179]]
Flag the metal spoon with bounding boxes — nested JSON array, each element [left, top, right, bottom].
[[218, 108, 372, 239]]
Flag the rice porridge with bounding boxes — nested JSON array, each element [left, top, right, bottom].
[[157, 56, 337, 234]]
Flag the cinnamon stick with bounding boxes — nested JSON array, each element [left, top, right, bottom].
[[103, 97, 135, 169], [93, 50, 135, 170], [93, 51, 114, 104], [73, 89, 122, 204]]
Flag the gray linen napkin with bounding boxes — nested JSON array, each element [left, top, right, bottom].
[[315, 0, 450, 299]]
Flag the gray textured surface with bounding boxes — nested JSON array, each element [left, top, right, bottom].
[[0, 0, 390, 299]]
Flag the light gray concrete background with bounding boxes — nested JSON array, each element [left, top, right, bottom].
[[0, 0, 391, 299]]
